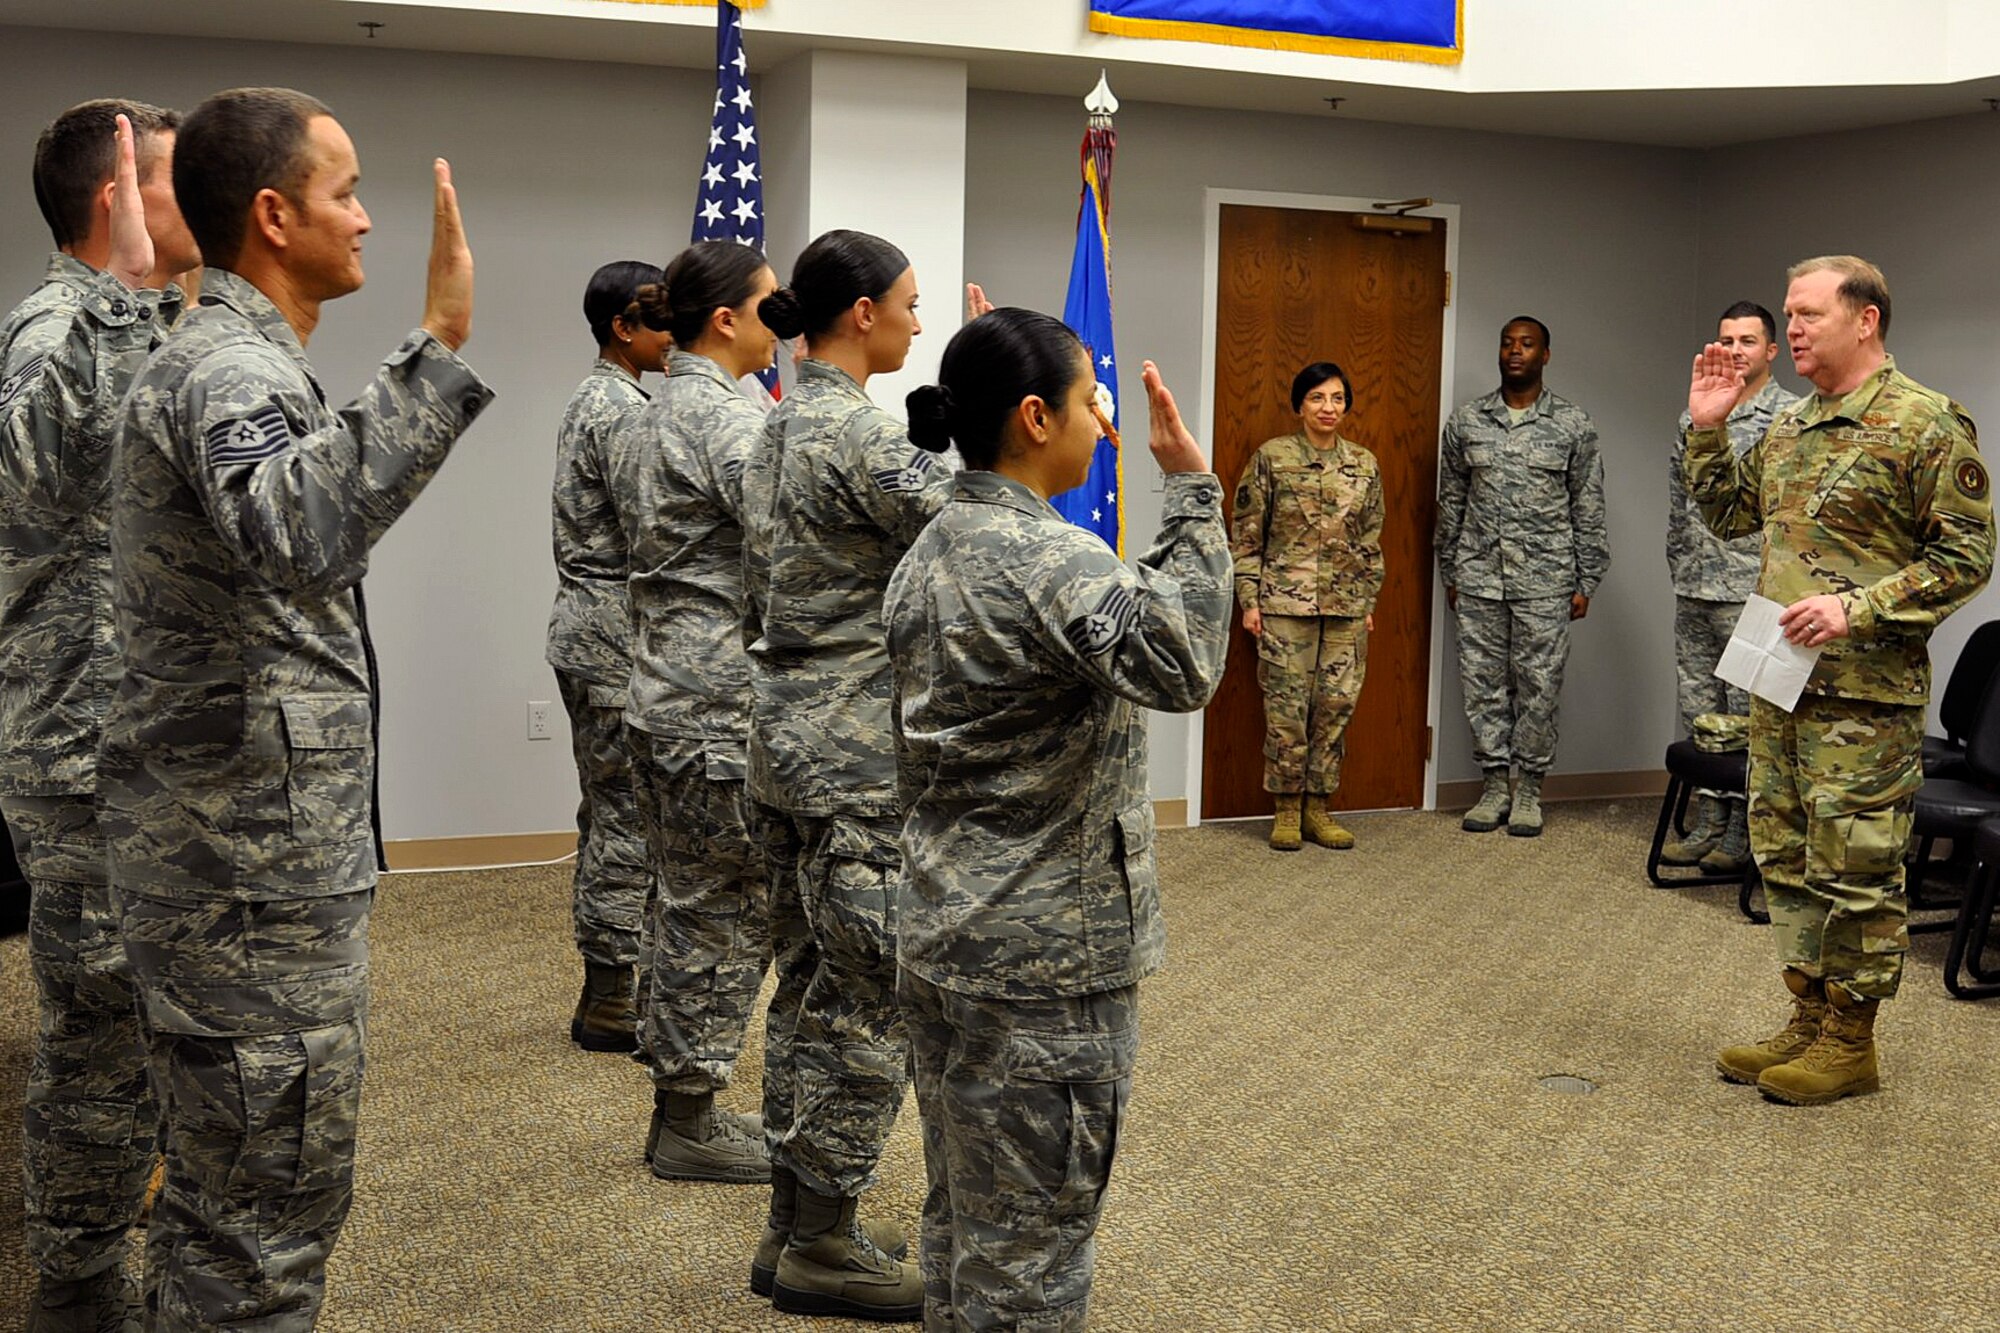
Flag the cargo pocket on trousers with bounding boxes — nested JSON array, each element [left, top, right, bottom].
[[1808, 804, 1911, 882], [1116, 803, 1159, 939], [264, 1021, 364, 1239], [280, 695, 373, 847], [993, 1026, 1137, 1220], [818, 819, 903, 968], [23, 1097, 144, 1221]]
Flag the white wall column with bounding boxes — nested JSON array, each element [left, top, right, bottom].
[[759, 50, 967, 409]]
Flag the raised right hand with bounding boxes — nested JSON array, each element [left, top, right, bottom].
[[1688, 343, 1744, 429], [106, 115, 152, 290], [420, 158, 474, 351], [1141, 361, 1209, 475], [964, 282, 994, 321]]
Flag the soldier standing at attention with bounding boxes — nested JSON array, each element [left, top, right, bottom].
[[546, 259, 667, 1053], [889, 310, 1230, 1331], [0, 101, 198, 1333], [743, 229, 944, 1321], [1662, 302, 1796, 873], [1231, 360, 1384, 851], [613, 241, 776, 1185], [1688, 256, 1993, 1105], [101, 87, 491, 1326], [1436, 316, 1609, 837]]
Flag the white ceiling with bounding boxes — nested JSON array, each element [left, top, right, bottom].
[[9, 0, 2000, 147]]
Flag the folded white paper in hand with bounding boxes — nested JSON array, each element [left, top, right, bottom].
[[1715, 593, 1822, 713]]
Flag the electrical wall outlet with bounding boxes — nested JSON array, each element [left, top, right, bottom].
[[527, 699, 553, 740]]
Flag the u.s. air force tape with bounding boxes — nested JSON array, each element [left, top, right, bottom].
[[204, 404, 292, 467], [1064, 585, 1140, 656], [1955, 457, 1989, 500], [0, 356, 48, 412]]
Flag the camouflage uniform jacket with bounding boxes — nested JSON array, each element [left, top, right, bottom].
[[1685, 355, 1994, 704], [618, 350, 762, 771], [0, 254, 183, 794], [1436, 388, 1610, 600], [888, 470, 1231, 999], [1230, 432, 1383, 617], [1669, 377, 1796, 601], [545, 359, 645, 687], [99, 268, 493, 900], [742, 357, 951, 818]]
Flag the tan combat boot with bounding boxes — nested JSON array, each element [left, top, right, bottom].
[[1757, 981, 1881, 1106], [1461, 768, 1511, 832], [1716, 969, 1824, 1084], [569, 961, 638, 1053], [1506, 772, 1544, 838], [650, 1090, 770, 1183], [1269, 793, 1303, 851], [1698, 800, 1751, 874], [1303, 795, 1355, 849], [751, 1167, 908, 1298], [771, 1184, 923, 1321], [1661, 792, 1725, 865], [647, 1088, 762, 1164]]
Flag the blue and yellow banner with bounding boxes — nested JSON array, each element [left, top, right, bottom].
[[1088, 0, 1461, 64]]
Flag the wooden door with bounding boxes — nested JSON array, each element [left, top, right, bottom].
[[1202, 204, 1447, 818]]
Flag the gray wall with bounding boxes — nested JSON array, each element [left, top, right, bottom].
[[0, 25, 714, 839], [965, 90, 1703, 796]]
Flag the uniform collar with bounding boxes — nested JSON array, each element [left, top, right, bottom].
[[1731, 376, 1791, 421], [797, 357, 868, 400], [952, 468, 1058, 519], [199, 268, 318, 389], [1481, 386, 1551, 424], [42, 252, 185, 323], [591, 356, 642, 388], [1287, 431, 1351, 462], [1796, 355, 1895, 428], [667, 348, 740, 392]]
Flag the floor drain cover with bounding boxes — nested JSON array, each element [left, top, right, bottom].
[[1537, 1074, 1599, 1095]]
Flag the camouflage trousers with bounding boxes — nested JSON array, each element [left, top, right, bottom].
[[555, 671, 647, 967], [631, 736, 771, 1095], [1674, 596, 1749, 736], [755, 802, 818, 1158], [775, 811, 910, 1197], [1255, 615, 1367, 794], [1748, 695, 1924, 1000], [898, 969, 1137, 1333], [118, 888, 370, 1332], [1453, 592, 1572, 775], [0, 795, 157, 1289]]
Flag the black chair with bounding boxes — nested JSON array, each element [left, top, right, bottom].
[[1922, 619, 2000, 779], [1646, 739, 1753, 889], [1908, 657, 2000, 925], [1943, 816, 2000, 999]]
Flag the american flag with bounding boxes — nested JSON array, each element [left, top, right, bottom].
[[692, 1, 779, 400]]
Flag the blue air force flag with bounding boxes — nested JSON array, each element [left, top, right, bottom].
[[1054, 162, 1123, 557], [693, 1, 780, 401], [1088, 0, 1461, 64]]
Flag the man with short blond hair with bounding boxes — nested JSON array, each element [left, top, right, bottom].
[[1686, 255, 1994, 1105]]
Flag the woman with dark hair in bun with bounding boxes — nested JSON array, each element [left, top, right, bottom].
[[885, 308, 1230, 1328], [608, 240, 779, 1190], [546, 259, 668, 1054], [741, 228, 942, 1321]]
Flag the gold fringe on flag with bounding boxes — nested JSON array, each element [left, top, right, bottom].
[[1088, 3, 1461, 66], [600, 0, 767, 9]]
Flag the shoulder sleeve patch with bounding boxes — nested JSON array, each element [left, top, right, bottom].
[[203, 404, 293, 467], [1954, 457, 1988, 500], [871, 449, 939, 494], [0, 355, 48, 412], [1063, 584, 1141, 657]]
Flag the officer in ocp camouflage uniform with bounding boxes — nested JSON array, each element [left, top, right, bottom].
[[0, 98, 198, 1333], [888, 313, 1232, 1332], [545, 260, 665, 1053], [1687, 256, 1993, 1107], [1437, 316, 1609, 837], [101, 89, 491, 1328], [1664, 301, 1797, 873]]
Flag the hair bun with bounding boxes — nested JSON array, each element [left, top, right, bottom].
[[905, 383, 956, 454], [633, 281, 673, 332], [759, 287, 806, 341]]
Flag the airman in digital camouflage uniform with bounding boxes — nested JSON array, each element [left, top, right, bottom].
[[611, 243, 776, 1189], [1231, 360, 1384, 851], [101, 88, 491, 1328], [890, 311, 1231, 1333], [0, 99, 198, 1333], [1687, 256, 1993, 1106], [545, 260, 666, 1053], [1437, 316, 1610, 837], [745, 230, 944, 1321], [1664, 302, 1797, 873]]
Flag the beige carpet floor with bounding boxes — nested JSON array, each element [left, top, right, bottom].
[[3, 799, 1999, 1331]]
